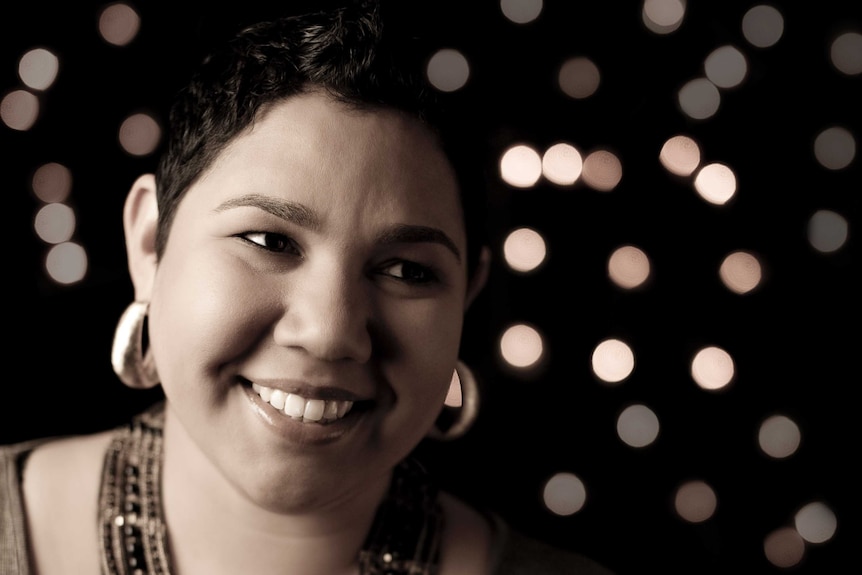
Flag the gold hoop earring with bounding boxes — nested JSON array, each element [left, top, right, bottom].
[[428, 360, 480, 441], [111, 301, 159, 389]]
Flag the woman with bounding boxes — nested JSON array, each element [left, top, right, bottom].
[[1, 2, 614, 573]]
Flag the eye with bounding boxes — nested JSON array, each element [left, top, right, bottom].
[[239, 231, 299, 254], [380, 260, 439, 284]]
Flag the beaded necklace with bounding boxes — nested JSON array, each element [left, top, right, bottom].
[[98, 402, 443, 575]]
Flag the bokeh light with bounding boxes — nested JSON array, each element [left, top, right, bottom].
[[500, 144, 543, 188], [659, 134, 701, 176], [44, 242, 88, 285], [758, 414, 801, 459], [616, 404, 660, 448], [830, 31, 862, 76], [694, 162, 737, 205], [1, 90, 40, 131], [31, 162, 72, 203], [764, 527, 806, 568], [581, 149, 622, 191], [118, 112, 162, 156], [704, 45, 748, 89], [813, 126, 856, 170], [503, 227, 547, 273], [690, 346, 735, 391], [98, 2, 141, 47], [542, 472, 587, 516], [18, 48, 59, 91], [500, 0, 543, 24], [678, 77, 721, 120], [34, 203, 76, 244], [718, 250, 763, 295], [641, 0, 686, 35], [426, 48, 470, 92], [558, 56, 601, 99], [591, 338, 635, 385], [794, 501, 838, 544], [607, 245, 651, 289], [673, 480, 718, 523], [807, 209, 849, 253], [742, 4, 785, 48], [542, 142, 583, 185], [499, 323, 544, 369]]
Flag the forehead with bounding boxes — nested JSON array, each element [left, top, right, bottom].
[[183, 92, 465, 246]]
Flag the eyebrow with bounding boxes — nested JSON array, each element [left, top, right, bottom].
[[214, 194, 321, 230], [377, 224, 461, 262], [214, 193, 460, 261]]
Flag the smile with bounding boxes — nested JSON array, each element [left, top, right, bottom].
[[251, 382, 354, 423]]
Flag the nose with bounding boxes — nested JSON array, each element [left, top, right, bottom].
[[273, 264, 372, 363]]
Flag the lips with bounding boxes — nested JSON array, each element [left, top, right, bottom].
[[251, 382, 355, 424]]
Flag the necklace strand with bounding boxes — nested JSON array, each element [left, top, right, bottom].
[[98, 402, 442, 575]]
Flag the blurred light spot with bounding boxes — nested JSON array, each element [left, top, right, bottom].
[[694, 162, 737, 205], [659, 134, 701, 176], [18, 48, 59, 91], [500, 144, 543, 188], [719, 250, 762, 294], [542, 142, 583, 185], [674, 480, 717, 523], [119, 112, 161, 156], [500, 0, 543, 24], [616, 404, 659, 448], [678, 78, 720, 120], [794, 501, 838, 544], [581, 149, 622, 191], [542, 472, 586, 516], [591, 338, 634, 385], [500, 323, 544, 368], [704, 45, 748, 89], [758, 414, 801, 459], [690, 345, 735, 391], [426, 48, 470, 92], [32, 162, 72, 203], [830, 31, 862, 76], [608, 244, 651, 289], [813, 126, 856, 170], [1, 89, 39, 131], [641, 0, 685, 34], [45, 241, 87, 285], [34, 203, 76, 244], [764, 527, 805, 568], [503, 227, 547, 273], [558, 56, 600, 99], [807, 209, 848, 253], [742, 5, 784, 48], [98, 2, 141, 46]]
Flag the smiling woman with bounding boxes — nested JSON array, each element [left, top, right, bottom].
[[0, 1, 614, 574]]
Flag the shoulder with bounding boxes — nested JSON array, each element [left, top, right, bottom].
[[21, 431, 115, 575], [488, 516, 616, 575], [438, 491, 495, 575]]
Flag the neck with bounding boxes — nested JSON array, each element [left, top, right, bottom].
[[161, 408, 389, 575]]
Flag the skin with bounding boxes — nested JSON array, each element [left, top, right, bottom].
[[23, 91, 492, 575]]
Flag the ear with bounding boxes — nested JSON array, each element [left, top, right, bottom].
[[465, 246, 491, 310], [124, 174, 160, 301]]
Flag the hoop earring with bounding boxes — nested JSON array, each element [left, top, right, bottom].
[[428, 360, 480, 441], [111, 301, 159, 389]]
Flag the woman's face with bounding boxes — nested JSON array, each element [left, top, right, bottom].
[[147, 92, 470, 511]]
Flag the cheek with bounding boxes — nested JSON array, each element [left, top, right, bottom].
[[148, 252, 275, 386]]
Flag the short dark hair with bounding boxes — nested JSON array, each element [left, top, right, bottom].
[[154, 0, 488, 277]]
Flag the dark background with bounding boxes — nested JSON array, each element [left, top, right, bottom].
[[3, 1, 858, 573]]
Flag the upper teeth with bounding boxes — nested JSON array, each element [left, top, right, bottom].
[[252, 383, 353, 423]]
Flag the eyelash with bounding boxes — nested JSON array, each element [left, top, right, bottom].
[[238, 231, 300, 255], [237, 232, 440, 285]]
